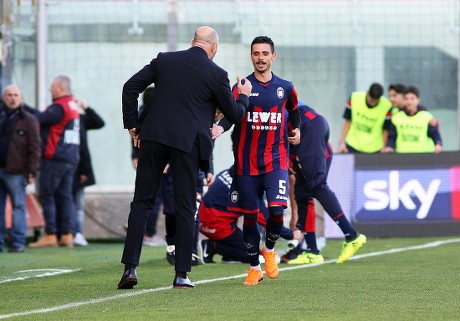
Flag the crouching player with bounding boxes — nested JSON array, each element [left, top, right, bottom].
[[199, 167, 303, 264]]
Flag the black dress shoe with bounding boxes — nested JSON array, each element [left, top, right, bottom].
[[173, 276, 195, 288], [117, 268, 138, 289], [8, 247, 25, 253]]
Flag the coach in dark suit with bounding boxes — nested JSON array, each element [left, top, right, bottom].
[[118, 26, 252, 289]]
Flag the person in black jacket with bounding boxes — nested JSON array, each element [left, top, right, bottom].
[[0, 85, 41, 253], [29, 75, 80, 249], [119, 25, 252, 289], [72, 98, 105, 246]]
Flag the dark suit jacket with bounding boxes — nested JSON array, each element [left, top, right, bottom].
[[122, 46, 248, 167]]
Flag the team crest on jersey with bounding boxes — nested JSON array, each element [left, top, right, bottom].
[[230, 191, 239, 203], [277, 87, 284, 99]]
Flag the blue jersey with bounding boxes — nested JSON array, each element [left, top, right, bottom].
[[291, 102, 333, 192], [231, 73, 298, 176]]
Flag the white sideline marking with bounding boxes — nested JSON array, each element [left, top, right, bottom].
[[0, 269, 80, 284], [0, 238, 459, 320]]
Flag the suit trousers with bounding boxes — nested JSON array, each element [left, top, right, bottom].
[[121, 141, 200, 273]]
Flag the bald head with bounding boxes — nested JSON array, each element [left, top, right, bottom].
[[193, 26, 218, 45], [192, 26, 219, 60], [2, 85, 23, 110]]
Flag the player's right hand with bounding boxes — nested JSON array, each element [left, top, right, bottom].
[[237, 77, 252, 97]]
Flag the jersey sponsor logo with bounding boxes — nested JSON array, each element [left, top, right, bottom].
[[355, 122, 373, 133], [250, 93, 259, 97], [355, 111, 378, 123], [247, 111, 282, 131], [247, 111, 282, 124], [231, 191, 239, 203], [251, 125, 278, 131], [277, 87, 284, 99], [218, 170, 233, 188], [400, 134, 420, 143], [275, 195, 288, 201], [397, 123, 424, 130]]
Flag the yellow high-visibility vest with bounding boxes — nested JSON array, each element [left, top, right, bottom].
[[391, 110, 435, 153], [345, 92, 392, 153]]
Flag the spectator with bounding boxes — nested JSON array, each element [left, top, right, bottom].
[[383, 86, 442, 154], [72, 98, 105, 246], [338, 83, 392, 153], [0, 85, 41, 253], [29, 75, 80, 248]]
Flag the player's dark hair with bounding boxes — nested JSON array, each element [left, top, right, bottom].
[[404, 85, 420, 98], [251, 36, 275, 53], [388, 83, 406, 94], [368, 83, 384, 99]]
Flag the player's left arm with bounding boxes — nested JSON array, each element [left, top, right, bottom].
[[287, 87, 301, 145]]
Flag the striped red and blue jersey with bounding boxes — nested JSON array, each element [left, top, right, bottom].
[[231, 72, 298, 176]]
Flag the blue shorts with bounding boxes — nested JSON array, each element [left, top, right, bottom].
[[228, 170, 289, 214]]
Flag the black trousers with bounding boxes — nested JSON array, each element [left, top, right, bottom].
[[121, 141, 200, 273]]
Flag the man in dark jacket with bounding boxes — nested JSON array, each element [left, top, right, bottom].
[[119, 25, 252, 289], [72, 98, 105, 246], [0, 85, 41, 252]]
